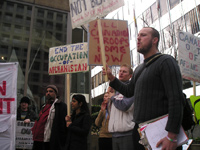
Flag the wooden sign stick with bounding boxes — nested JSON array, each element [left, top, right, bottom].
[[193, 81, 196, 96], [67, 74, 71, 115], [97, 18, 108, 82]]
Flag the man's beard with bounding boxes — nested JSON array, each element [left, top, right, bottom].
[[46, 95, 55, 104], [138, 41, 153, 55]]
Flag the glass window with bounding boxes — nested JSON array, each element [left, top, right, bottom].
[[37, 9, 44, 17], [47, 21, 53, 29], [56, 23, 62, 30], [56, 33, 62, 41], [56, 13, 63, 21], [44, 52, 49, 60], [137, 14, 144, 31], [36, 19, 44, 27], [4, 13, 13, 21], [27, 6, 32, 16], [92, 76, 95, 89], [17, 4, 24, 13], [47, 12, 53, 19], [143, 8, 152, 26], [151, 2, 158, 23], [6, 2, 14, 11], [169, 0, 179, 9], [26, 17, 31, 25], [3, 23, 11, 31], [43, 74, 50, 83], [43, 63, 48, 71], [14, 25, 22, 33], [15, 15, 23, 23], [160, 0, 168, 17], [162, 26, 172, 50], [1, 45, 9, 55]]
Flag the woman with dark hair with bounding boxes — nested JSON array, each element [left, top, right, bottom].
[[65, 94, 92, 150]]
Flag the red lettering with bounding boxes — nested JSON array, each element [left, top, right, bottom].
[[74, 64, 77, 71], [82, 63, 87, 71], [189, 52, 193, 60], [49, 67, 52, 74], [120, 46, 126, 54], [78, 64, 81, 71], [70, 65, 73, 72], [0, 99, 2, 114], [111, 22, 117, 28], [0, 81, 6, 96], [4, 98, 14, 114], [103, 22, 109, 28], [91, 29, 97, 36], [111, 54, 123, 62], [97, 46, 101, 52], [0, 98, 15, 114], [94, 54, 101, 62]]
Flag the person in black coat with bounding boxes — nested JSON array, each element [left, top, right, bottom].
[[17, 96, 37, 123], [65, 94, 92, 150]]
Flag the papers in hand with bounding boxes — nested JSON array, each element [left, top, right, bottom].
[[139, 115, 188, 150]]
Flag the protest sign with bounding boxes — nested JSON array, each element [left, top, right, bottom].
[[16, 121, 34, 149], [89, 19, 131, 66], [69, 0, 124, 29], [49, 42, 89, 75], [178, 31, 200, 82], [0, 62, 18, 150]]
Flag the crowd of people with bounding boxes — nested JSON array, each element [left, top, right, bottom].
[[17, 27, 185, 150]]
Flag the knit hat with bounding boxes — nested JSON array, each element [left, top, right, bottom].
[[46, 85, 58, 94], [20, 96, 30, 105]]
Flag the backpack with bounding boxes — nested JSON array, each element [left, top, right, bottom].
[[182, 94, 195, 131]]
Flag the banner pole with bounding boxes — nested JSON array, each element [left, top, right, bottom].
[[97, 18, 108, 82], [67, 74, 71, 115], [193, 81, 196, 96]]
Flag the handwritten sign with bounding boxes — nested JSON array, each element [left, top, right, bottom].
[[16, 121, 34, 149], [69, 0, 124, 28], [178, 31, 200, 82], [49, 43, 89, 75], [88, 19, 131, 66]]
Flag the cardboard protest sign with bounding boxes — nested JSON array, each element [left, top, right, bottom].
[[178, 31, 200, 82], [88, 19, 131, 66], [0, 63, 18, 150], [49, 43, 89, 75], [16, 121, 34, 149], [69, 0, 124, 29]]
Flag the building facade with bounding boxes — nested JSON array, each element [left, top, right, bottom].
[[0, 0, 89, 113], [91, 0, 200, 104]]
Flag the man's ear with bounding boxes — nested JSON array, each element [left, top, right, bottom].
[[152, 37, 158, 45]]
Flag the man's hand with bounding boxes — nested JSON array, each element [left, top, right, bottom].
[[156, 132, 177, 150], [102, 64, 115, 81], [24, 119, 30, 123]]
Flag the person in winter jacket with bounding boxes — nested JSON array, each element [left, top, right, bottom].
[[17, 96, 37, 123], [65, 94, 91, 150], [32, 85, 67, 150]]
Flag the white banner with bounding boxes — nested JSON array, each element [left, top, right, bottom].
[[0, 62, 18, 150], [69, 0, 124, 28], [16, 121, 34, 149], [49, 42, 89, 75], [178, 31, 200, 82]]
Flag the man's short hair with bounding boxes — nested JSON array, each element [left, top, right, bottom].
[[120, 64, 133, 75], [144, 27, 160, 48]]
